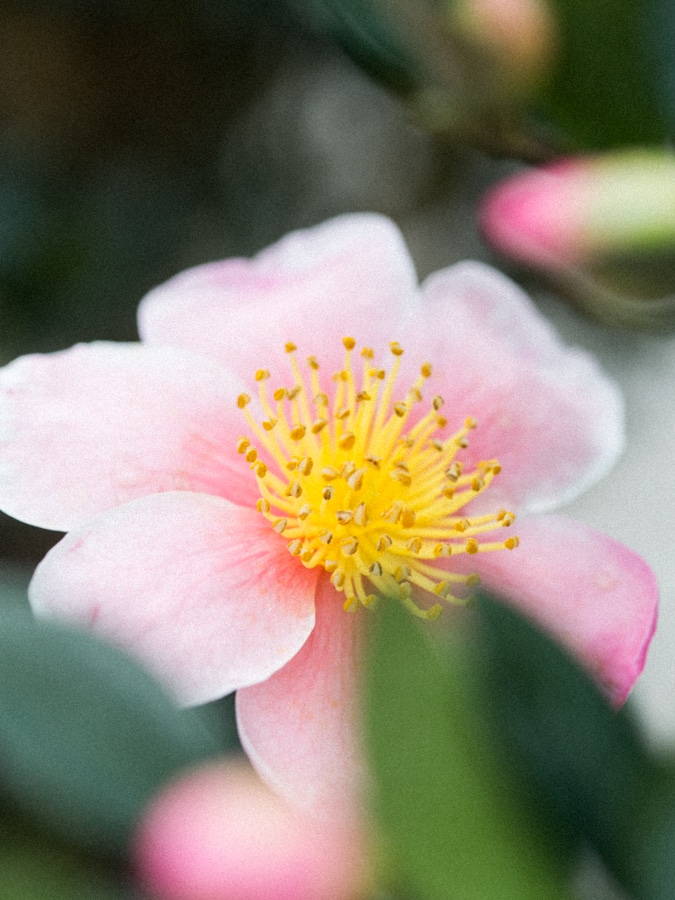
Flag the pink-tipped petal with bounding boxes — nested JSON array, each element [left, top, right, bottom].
[[463, 515, 658, 704], [236, 576, 366, 823], [480, 160, 590, 269], [417, 261, 624, 513], [29, 492, 318, 705], [138, 214, 419, 379], [0, 342, 257, 531], [134, 758, 368, 900]]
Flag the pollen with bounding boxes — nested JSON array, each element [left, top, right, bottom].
[[236, 339, 518, 620]]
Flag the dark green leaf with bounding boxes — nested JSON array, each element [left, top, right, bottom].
[[365, 597, 572, 900], [542, 0, 666, 148], [0, 610, 222, 857], [472, 593, 658, 892]]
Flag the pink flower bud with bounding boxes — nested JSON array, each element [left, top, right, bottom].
[[134, 758, 369, 900], [481, 152, 675, 271]]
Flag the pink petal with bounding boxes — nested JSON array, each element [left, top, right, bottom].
[[137, 214, 419, 379], [416, 261, 624, 513], [29, 492, 318, 705], [461, 514, 658, 705], [236, 575, 366, 823], [134, 758, 369, 900], [0, 342, 258, 531]]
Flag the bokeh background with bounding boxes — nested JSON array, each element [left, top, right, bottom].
[[0, 3, 673, 897]]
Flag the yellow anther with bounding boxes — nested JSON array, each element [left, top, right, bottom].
[[454, 519, 469, 533], [471, 477, 485, 491], [287, 386, 301, 400], [273, 388, 286, 402], [353, 502, 368, 527], [465, 417, 478, 429], [255, 462, 268, 477], [433, 543, 444, 558], [314, 392, 329, 406], [356, 391, 371, 402], [262, 418, 277, 431], [331, 570, 346, 589], [389, 341, 404, 356], [256, 498, 271, 514], [322, 467, 339, 481], [361, 347, 374, 359], [285, 342, 297, 353], [436, 416, 447, 428], [406, 537, 422, 553], [346, 469, 365, 491], [298, 504, 312, 519], [339, 432, 356, 450], [324, 559, 339, 573], [255, 369, 270, 381], [273, 518, 288, 534], [432, 395, 444, 410], [393, 402, 407, 418], [369, 561, 383, 577], [343, 595, 359, 613], [465, 539, 479, 554], [365, 456, 381, 468], [505, 536, 520, 550], [335, 407, 350, 420], [342, 336, 356, 350], [237, 393, 251, 408], [298, 456, 314, 476], [307, 356, 319, 370], [245, 448, 258, 464], [421, 362, 432, 377], [322, 486, 334, 500], [401, 509, 416, 528], [336, 510, 353, 524], [286, 481, 302, 498], [311, 418, 328, 434], [320, 531, 333, 544], [288, 539, 303, 556], [377, 535, 393, 552], [341, 537, 359, 556], [289, 425, 306, 441], [236, 438, 250, 454], [446, 463, 462, 481], [395, 565, 412, 583]]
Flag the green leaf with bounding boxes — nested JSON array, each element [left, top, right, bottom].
[[0, 610, 222, 857], [364, 597, 572, 900], [472, 593, 657, 892], [541, 0, 667, 148], [0, 819, 133, 900]]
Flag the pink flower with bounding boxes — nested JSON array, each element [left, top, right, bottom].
[[0, 214, 657, 820], [134, 757, 368, 900]]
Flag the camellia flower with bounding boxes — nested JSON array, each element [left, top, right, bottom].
[[0, 214, 657, 820]]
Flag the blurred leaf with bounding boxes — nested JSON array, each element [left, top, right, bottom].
[[365, 597, 572, 900], [0, 610, 222, 857], [472, 593, 663, 896], [0, 819, 133, 900], [542, 0, 666, 148], [645, 0, 675, 131]]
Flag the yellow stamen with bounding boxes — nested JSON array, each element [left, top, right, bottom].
[[237, 339, 518, 617]]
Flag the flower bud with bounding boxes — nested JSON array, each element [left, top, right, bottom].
[[134, 758, 369, 900], [480, 151, 675, 328]]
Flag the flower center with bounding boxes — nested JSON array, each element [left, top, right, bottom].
[[237, 338, 518, 620]]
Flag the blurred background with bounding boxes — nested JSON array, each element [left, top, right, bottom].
[[0, 0, 671, 744], [0, 2, 674, 897]]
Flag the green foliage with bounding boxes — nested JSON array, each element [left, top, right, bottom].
[[0, 610, 221, 858], [543, 0, 666, 149], [364, 597, 572, 900]]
